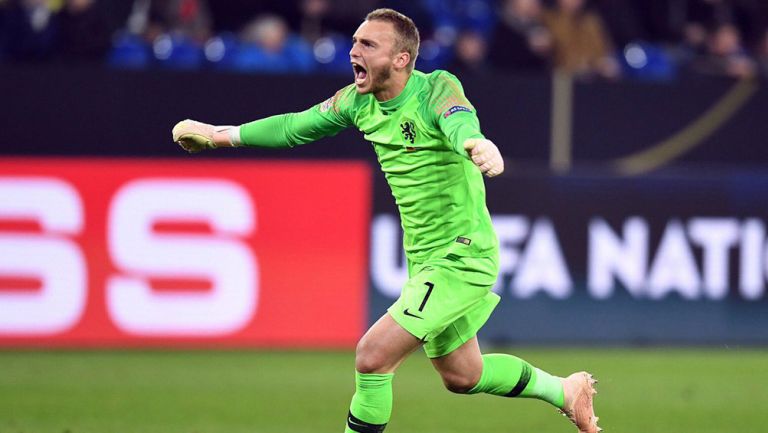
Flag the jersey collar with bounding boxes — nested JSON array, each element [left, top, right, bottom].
[[378, 72, 420, 114]]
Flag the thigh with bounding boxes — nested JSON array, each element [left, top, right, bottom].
[[430, 336, 483, 380], [356, 313, 423, 373]]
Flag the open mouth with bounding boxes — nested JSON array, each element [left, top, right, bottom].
[[352, 62, 368, 85]]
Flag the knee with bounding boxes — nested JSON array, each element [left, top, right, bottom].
[[355, 339, 388, 374], [441, 371, 480, 394]]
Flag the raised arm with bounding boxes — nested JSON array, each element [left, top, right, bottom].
[[172, 85, 356, 153], [429, 71, 504, 177]]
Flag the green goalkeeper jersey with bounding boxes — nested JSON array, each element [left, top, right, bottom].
[[239, 70, 497, 263]]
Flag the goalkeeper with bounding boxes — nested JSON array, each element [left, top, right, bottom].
[[172, 8, 600, 433]]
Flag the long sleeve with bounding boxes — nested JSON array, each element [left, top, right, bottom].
[[439, 109, 484, 157], [427, 71, 485, 157], [238, 84, 356, 148]]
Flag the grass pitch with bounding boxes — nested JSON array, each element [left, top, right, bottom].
[[1, 348, 766, 433]]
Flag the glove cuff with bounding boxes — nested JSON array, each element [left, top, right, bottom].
[[212, 126, 241, 148], [228, 126, 242, 147]]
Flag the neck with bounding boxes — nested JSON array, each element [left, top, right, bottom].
[[374, 71, 411, 101]]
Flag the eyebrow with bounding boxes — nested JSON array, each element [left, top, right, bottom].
[[352, 36, 377, 47]]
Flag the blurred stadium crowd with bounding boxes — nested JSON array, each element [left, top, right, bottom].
[[1, 0, 767, 81]]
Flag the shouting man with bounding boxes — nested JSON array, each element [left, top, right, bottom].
[[172, 8, 600, 433]]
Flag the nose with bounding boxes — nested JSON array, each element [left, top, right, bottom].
[[349, 43, 360, 59]]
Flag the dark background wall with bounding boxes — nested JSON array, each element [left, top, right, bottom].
[[3, 65, 766, 170]]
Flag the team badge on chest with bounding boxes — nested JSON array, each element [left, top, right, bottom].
[[400, 119, 416, 145]]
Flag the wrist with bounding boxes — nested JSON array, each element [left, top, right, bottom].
[[212, 126, 241, 147]]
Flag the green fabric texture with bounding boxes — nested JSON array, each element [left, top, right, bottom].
[[468, 354, 564, 408], [238, 70, 496, 264], [345, 372, 394, 432], [528, 367, 565, 408]]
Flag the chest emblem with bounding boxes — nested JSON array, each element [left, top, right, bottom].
[[400, 120, 416, 144]]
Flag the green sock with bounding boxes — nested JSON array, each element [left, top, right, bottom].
[[345, 372, 394, 433], [468, 353, 565, 408]]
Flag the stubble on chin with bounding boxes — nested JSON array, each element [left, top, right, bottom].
[[369, 66, 392, 94]]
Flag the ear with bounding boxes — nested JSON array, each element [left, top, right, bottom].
[[393, 51, 411, 71]]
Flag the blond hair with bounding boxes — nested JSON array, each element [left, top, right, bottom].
[[365, 8, 420, 71]]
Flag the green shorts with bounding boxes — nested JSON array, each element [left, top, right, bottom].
[[388, 254, 500, 359]]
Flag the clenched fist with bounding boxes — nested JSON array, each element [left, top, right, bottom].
[[464, 138, 504, 177], [172, 119, 217, 153], [172, 119, 237, 153]]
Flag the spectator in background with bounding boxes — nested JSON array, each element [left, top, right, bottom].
[[488, 0, 551, 73], [0, 0, 59, 62], [206, 0, 293, 35], [56, 0, 110, 63], [125, 0, 212, 44], [682, 17, 709, 59], [448, 30, 488, 77], [684, 0, 728, 61], [686, 0, 767, 50], [689, 22, 756, 79], [542, 0, 619, 80], [234, 14, 314, 73], [298, 0, 331, 42]]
